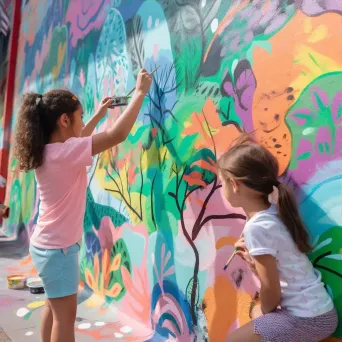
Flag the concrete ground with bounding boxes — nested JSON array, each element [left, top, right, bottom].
[[0, 235, 159, 342]]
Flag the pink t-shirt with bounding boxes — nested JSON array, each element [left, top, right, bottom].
[[30, 137, 93, 249]]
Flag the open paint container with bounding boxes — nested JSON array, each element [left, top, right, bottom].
[[6, 274, 26, 289], [27, 277, 45, 294]]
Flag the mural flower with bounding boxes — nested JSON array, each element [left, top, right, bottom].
[[295, 0, 342, 16]]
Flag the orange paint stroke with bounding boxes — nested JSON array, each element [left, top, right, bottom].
[[204, 276, 237, 341], [216, 236, 239, 250], [252, 12, 342, 174], [204, 0, 250, 63]]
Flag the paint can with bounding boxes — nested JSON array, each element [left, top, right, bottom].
[[6, 274, 26, 289], [27, 277, 45, 294]]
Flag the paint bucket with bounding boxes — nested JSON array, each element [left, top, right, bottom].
[[6, 274, 26, 289], [27, 277, 45, 294]]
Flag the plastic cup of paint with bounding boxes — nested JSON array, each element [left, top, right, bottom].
[[6, 274, 26, 289]]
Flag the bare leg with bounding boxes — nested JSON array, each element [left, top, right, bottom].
[[49, 294, 77, 342], [41, 301, 53, 342], [228, 321, 262, 342]]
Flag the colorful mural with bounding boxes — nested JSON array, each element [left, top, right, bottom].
[[1, 0, 341, 340]]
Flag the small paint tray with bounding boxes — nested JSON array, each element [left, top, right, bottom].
[[27, 277, 45, 294]]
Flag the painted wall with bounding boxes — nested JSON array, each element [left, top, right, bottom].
[[2, 0, 342, 340]]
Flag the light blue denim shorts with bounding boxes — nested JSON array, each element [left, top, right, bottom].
[[29, 242, 80, 299]]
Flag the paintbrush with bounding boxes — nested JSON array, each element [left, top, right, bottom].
[[223, 232, 244, 271], [223, 248, 238, 271], [125, 65, 160, 98]]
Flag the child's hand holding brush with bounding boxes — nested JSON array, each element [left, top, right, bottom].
[[234, 237, 258, 276], [223, 234, 258, 276]]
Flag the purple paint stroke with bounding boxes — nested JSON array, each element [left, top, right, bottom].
[[291, 126, 337, 185], [287, 108, 315, 126], [65, 0, 113, 47], [295, 0, 342, 16], [332, 90, 342, 124], [221, 60, 256, 133]]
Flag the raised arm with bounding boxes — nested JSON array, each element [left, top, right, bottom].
[[81, 97, 113, 137], [91, 69, 152, 156]]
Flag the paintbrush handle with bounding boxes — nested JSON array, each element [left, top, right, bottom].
[[125, 66, 160, 97], [223, 248, 238, 271]]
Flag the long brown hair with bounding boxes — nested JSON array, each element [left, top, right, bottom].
[[14, 89, 81, 172], [217, 134, 311, 253]]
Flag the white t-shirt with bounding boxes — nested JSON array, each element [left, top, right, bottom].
[[244, 205, 334, 318]]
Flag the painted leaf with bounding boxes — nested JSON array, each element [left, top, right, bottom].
[[191, 158, 217, 174], [105, 283, 123, 298], [234, 60, 257, 111], [195, 81, 222, 105], [311, 86, 329, 110], [308, 226, 342, 336], [95, 8, 128, 97], [126, 14, 145, 78], [221, 71, 234, 97], [288, 108, 315, 126], [183, 171, 207, 188], [85, 269, 96, 289]]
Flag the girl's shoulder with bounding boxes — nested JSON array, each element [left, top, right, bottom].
[[248, 205, 283, 227], [245, 206, 288, 238]]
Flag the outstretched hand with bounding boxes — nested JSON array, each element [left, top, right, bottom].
[[96, 97, 114, 118]]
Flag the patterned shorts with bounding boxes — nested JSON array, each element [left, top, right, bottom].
[[254, 308, 338, 342]]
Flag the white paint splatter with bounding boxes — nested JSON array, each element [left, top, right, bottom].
[[303, 127, 316, 136], [78, 323, 91, 330], [114, 332, 124, 338], [25, 331, 33, 336], [155, 18, 160, 28], [147, 16, 153, 29], [201, 0, 206, 8], [120, 325, 132, 334], [94, 321, 106, 327], [16, 308, 30, 317], [211, 18, 219, 33]]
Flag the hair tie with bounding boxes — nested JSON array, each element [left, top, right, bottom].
[[36, 94, 43, 106], [268, 185, 279, 205]]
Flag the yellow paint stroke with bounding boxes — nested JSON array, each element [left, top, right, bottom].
[[27, 301, 45, 309], [308, 24, 328, 43], [52, 42, 67, 79]]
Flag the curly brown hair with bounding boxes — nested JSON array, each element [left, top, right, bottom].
[[14, 89, 81, 172]]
